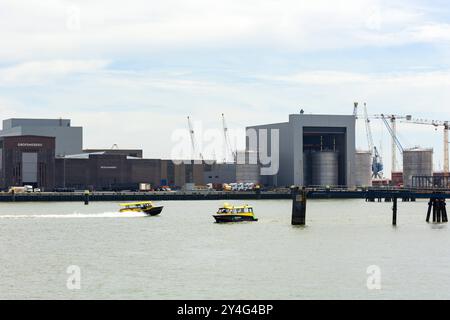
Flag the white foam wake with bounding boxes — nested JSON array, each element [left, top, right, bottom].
[[0, 212, 149, 219]]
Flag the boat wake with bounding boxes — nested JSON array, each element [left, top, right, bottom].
[[0, 212, 149, 219]]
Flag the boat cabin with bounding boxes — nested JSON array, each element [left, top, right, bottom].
[[218, 205, 254, 215]]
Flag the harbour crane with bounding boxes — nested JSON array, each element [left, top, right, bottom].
[[402, 118, 449, 174], [187, 116, 203, 161], [353, 102, 359, 119], [371, 114, 411, 172], [221, 113, 237, 163], [362, 103, 384, 178]]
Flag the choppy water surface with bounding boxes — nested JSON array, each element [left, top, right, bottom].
[[1, 199, 450, 300]]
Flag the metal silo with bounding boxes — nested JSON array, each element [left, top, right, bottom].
[[355, 151, 372, 187], [403, 148, 433, 187], [312, 151, 339, 186]]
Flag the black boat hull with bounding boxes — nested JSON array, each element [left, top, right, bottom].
[[143, 206, 164, 216], [213, 215, 258, 223]]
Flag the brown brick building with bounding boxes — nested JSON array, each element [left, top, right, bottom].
[[0, 135, 55, 190]]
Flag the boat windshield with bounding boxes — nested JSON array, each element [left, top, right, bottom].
[[124, 203, 152, 209], [218, 206, 254, 214]]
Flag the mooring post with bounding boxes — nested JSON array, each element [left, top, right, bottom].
[[442, 200, 448, 223], [436, 199, 442, 223], [291, 186, 307, 226], [426, 198, 433, 223], [392, 197, 398, 226], [433, 199, 438, 223], [255, 185, 261, 200], [84, 190, 90, 205]]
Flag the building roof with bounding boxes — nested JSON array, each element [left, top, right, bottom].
[[60, 152, 141, 160], [2, 118, 73, 130]]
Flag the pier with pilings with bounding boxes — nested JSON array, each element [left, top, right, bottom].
[[291, 187, 450, 226]]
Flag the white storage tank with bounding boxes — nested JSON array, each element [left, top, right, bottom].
[[312, 151, 339, 186], [354, 151, 372, 187], [403, 148, 433, 187]]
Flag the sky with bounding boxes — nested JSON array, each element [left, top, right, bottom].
[[1, 0, 450, 174]]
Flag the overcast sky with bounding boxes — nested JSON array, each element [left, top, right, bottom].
[[1, 0, 450, 174]]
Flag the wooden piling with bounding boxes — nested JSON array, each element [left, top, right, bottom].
[[433, 199, 438, 223], [84, 190, 90, 205], [426, 199, 433, 223], [392, 197, 398, 226], [442, 200, 448, 223], [438, 200, 441, 223], [292, 187, 307, 226]]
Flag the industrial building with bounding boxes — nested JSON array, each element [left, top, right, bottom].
[[203, 151, 260, 185], [55, 153, 161, 190], [0, 135, 56, 190], [247, 114, 356, 187], [0, 119, 83, 157], [54, 153, 206, 191]]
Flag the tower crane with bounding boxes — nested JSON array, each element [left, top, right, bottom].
[[402, 118, 449, 174], [221, 113, 237, 163], [379, 115, 405, 172], [187, 116, 203, 161], [371, 114, 411, 172]]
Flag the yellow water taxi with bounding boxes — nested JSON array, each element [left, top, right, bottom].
[[119, 201, 163, 216], [213, 203, 258, 223]]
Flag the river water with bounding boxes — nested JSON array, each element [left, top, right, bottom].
[[1, 199, 449, 300]]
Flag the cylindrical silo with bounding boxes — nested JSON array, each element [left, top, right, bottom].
[[312, 151, 339, 186], [355, 151, 372, 187], [403, 148, 433, 187]]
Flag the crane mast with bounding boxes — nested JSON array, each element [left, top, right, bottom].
[[445, 122, 449, 174], [187, 116, 203, 161], [221, 113, 236, 163], [381, 116, 404, 155], [391, 117, 397, 172]]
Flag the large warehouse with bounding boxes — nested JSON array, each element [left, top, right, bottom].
[[0, 135, 56, 190], [246, 113, 356, 187], [0, 118, 83, 157], [55, 153, 206, 191]]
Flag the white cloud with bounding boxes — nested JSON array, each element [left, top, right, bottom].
[[0, 59, 110, 85], [413, 23, 450, 42], [0, 0, 442, 61], [260, 70, 450, 87]]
